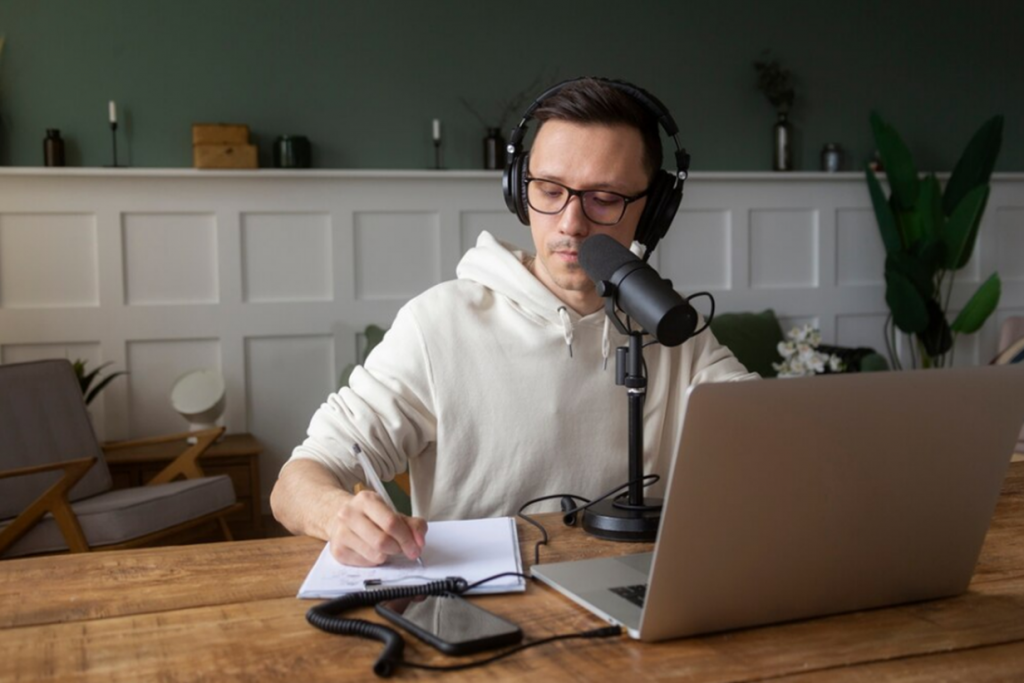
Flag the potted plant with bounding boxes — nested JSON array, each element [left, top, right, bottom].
[[460, 74, 547, 170], [73, 359, 128, 405], [865, 112, 1003, 369], [754, 50, 796, 171]]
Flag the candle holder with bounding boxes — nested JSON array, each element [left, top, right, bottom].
[[107, 122, 121, 168], [433, 139, 443, 170]]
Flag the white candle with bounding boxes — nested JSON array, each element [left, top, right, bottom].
[[432, 118, 441, 142], [108, 101, 117, 124]]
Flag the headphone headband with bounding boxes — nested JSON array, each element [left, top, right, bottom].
[[506, 77, 689, 181]]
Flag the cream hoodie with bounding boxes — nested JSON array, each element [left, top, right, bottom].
[[287, 231, 757, 519]]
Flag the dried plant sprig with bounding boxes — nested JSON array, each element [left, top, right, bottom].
[[460, 72, 552, 133], [754, 49, 795, 113]]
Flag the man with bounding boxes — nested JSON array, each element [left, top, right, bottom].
[[270, 78, 756, 567]]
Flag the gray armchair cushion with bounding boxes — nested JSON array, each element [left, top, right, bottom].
[[0, 360, 112, 519], [0, 474, 236, 558]]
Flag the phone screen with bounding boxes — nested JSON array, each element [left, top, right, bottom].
[[376, 594, 523, 655]]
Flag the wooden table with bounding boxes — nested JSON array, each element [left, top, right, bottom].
[[3, 462, 1023, 682], [104, 433, 264, 539]]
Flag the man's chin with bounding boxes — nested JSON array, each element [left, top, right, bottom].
[[550, 274, 595, 293]]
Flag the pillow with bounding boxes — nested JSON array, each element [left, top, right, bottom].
[[708, 310, 785, 378]]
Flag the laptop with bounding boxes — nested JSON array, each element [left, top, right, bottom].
[[531, 365, 1024, 641]]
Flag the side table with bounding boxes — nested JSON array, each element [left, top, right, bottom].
[[104, 433, 265, 539]]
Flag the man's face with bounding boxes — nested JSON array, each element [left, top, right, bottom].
[[526, 120, 649, 315]]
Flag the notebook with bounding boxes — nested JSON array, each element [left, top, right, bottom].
[[532, 365, 1024, 641], [298, 516, 525, 597]]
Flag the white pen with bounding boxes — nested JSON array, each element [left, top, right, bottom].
[[353, 443, 425, 568]]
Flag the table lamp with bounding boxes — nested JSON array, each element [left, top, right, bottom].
[[170, 369, 226, 442]]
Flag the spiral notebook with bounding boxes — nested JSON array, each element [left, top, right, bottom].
[[297, 517, 525, 598]]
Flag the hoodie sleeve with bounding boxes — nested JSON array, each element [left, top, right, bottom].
[[284, 304, 438, 492]]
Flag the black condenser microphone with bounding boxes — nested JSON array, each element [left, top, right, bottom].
[[579, 235, 698, 347]]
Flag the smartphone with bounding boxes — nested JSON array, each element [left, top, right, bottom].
[[375, 594, 523, 656]]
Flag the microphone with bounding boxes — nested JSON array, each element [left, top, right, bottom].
[[579, 235, 698, 347]]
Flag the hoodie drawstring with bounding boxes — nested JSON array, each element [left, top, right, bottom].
[[602, 315, 611, 371], [557, 306, 574, 358], [557, 306, 612, 369]]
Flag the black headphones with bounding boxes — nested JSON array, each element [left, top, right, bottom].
[[501, 77, 691, 259]]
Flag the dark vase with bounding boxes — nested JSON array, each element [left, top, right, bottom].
[[484, 128, 505, 170], [44, 129, 66, 167], [773, 112, 793, 171], [273, 135, 312, 168]]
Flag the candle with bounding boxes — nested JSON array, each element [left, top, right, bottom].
[[108, 101, 117, 125], [432, 118, 441, 142]]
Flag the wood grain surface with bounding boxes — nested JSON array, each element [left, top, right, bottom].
[[1, 462, 1022, 682]]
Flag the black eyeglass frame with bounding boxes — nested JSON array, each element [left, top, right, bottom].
[[524, 176, 650, 226]]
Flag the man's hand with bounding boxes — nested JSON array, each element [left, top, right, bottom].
[[326, 490, 428, 567]]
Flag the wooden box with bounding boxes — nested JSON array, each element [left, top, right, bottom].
[[192, 123, 250, 145], [193, 143, 258, 169]]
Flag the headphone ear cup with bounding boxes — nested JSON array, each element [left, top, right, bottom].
[[502, 151, 531, 226], [515, 152, 530, 225], [635, 171, 681, 254]]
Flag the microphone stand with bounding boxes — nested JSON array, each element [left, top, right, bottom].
[[582, 294, 663, 542]]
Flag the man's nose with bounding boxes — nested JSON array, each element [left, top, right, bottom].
[[558, 195, 590, 236]]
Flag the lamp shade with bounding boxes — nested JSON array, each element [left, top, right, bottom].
[[170, 369, 226, 432]]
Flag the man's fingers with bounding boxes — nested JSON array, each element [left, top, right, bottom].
[[361, 495, 424, 560], [406, 516, 429, 552]]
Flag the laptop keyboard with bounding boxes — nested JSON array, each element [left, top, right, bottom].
[[610, 583, 647, 607]]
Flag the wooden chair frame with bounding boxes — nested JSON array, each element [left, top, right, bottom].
[[1, 427, 243, 558]]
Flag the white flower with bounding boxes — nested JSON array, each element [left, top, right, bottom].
[[774, 325, 844, 378]]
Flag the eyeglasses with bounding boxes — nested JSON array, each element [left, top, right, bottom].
[[525, 177, 649, 226]]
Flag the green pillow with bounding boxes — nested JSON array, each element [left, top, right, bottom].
[[708, 310, 785, 378]]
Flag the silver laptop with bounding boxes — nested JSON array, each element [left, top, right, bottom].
[[531, 365, 1024, 641]]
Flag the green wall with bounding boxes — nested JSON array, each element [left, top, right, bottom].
[[1, 0, 1021, 172]]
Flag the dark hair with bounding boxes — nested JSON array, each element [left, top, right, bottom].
[[531, 78, 663, 181]]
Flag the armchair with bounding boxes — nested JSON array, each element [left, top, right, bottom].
[[0, 359, 242, 559]]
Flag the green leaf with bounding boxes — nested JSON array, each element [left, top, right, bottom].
[[941, 185, 990, 271], [80, 361, 114, 395], [894, 207, 922, 250], [870, 111, 919, 212], [920, 300, 953, 358], [866, 166, 901, 254], [85, 371, 128, 405], [911, 237, 942, 275], [943, 115, 1003, 216], [887, 252, 936, 300], [916, 174, 942, 242], [885, 269, 929, 334], [951, 273, 1001, 334]]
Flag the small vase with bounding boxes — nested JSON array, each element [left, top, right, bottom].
[[44, 129, 66, 167], [773, 112, 793, 171], [483, 128, 504, 170]]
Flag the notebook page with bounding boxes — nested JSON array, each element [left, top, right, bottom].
[[297, 517, 525, 597]]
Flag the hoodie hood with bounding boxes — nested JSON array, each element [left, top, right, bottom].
[[456, 230, 580, 328], [457, 230, 625, 364]]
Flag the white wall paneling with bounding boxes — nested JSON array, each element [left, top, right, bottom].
[[2, 168, 1022, 512], [0, 213, 99, 308], [245, 334, 336, 499]]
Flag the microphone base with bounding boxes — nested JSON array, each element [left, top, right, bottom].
[[582, 498, 662, 542]]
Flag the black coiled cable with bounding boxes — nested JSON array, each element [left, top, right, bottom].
[[306, 577, 469, 677]]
